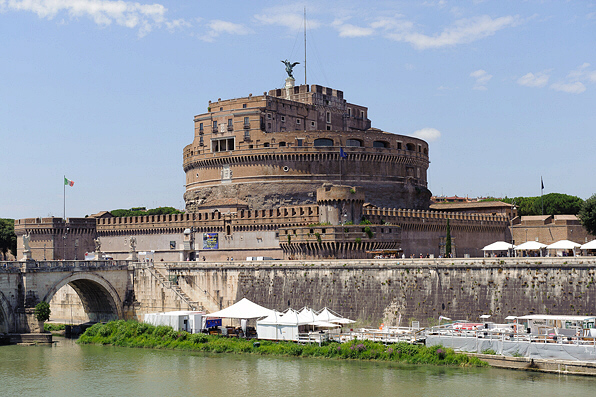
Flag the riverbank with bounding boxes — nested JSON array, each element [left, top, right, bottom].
[[78, 320, 486, 367]]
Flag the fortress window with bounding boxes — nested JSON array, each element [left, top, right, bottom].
[[373, 141, 389, 148], [296, 138, 303, 147], [348, 108, 352, 117], [279, 142, 286, 147], [199, 123, 203, 131], [314, 138, 334, 147], [311, 121, 315, 127], [228, 119, 233, 126], [213, 120, 218, 129], [281, 116, 286, 122], [397, 141, 402, 150], [268, 123, 271, 129], [360, 110, 364, 119], [424, 148, 428, 155], [296, 119, 301, 125], [326, 126, 331, 130], [242, 104, 247, 109], [418, 144, 422, 152], [199, 136, 204, 146], [211, 137, 235, 153], [220, 107, 223, 111], [326, 111, 331, 123], [406, 143, 415, 151], [267, 113, 272, 119], [263, 142, 270, 148], [346, 139, 362, 147]]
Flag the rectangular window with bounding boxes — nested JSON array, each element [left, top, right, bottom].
[[397, 141, 402, 150], [199, 136, 204, 146], [296, 138, 303, 147], [211, 137, 235, 153], [296, 119, 301, 125], [267, 113, 272, 119], [199, 123, 203, 131], [213, 120, 218, 128], [228, 118, 233, 126], [311, 121, 315, 127], [242, 103, 247, 108], [348, 108, 352, 117], [281, 116, 286, 122], [326, 111, 331, 123], [360, 110, 364, 119]]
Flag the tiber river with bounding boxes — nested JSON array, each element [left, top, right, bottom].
[[1, 338, 594, 396]]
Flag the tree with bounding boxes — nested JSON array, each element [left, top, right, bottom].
[[532, 193, 584, 216], [579, 194, 596, 237], [0, 218, 17, 260], [445, 218, 452, 257], [34, 301, 51, 322]]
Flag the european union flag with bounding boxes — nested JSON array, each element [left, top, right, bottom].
[[340, 148, 347, 158]]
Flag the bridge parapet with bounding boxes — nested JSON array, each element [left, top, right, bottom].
[[1, 260, 130, 272]]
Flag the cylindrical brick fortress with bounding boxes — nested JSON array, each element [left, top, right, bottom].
[[183, 83, 430, 212]]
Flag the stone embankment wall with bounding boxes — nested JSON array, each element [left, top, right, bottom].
[[133, 258, 596, 327]]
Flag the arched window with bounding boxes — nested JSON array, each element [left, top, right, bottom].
[[406, 143, 415, 151], [226, 225, 231, 236], [373, 141, 389, 148], [346, 139, 362, 147], [314, 138, 334, 147]]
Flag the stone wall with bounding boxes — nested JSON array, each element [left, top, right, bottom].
[[133, 258, 596, 327]]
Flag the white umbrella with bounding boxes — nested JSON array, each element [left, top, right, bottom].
[[581, 240, 596, 250], [514, 241, 547, 251], [546, 240, 581, 250], [482, 241, 515, 251]]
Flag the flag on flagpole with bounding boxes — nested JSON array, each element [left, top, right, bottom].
[[541, 176, 544, 190], [64, 177, 74, 187], [340, 148, 347, 158]]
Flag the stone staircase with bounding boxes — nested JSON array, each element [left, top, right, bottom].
[[146, 265, 200, 311]]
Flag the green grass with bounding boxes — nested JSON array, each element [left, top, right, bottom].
[[44, 323, 66, 332], [77, 320, 486, 367]]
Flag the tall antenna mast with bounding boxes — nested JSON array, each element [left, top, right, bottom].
[[304, 7, 307, 85]]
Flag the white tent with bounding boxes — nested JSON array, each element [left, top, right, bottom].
[[257, 309, 302, 341], [315, 307, 356, 324], [514, 241, 547, 251], [581, 240, 596, 250], [204, 298, 275, 319], [547, 240, 581, 250], [482, 241, 515, 251]]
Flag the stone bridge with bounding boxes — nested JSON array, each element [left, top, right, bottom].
[[0, 260, 133, 333]]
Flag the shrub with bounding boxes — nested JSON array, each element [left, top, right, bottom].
[[34, 302, 51, 322]]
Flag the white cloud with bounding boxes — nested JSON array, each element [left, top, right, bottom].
[[387, 15, 521, 50], [550, 63, 595, 94], [254, 5, 321, 32], [517, 71, 550, 88], [1, 0, 185, 37], [550, 81, 586, 94], [413, 128, 441, 142], [332, 20, 374, 38], [470, 69, 492, 90], [200, 19, 252, 42]]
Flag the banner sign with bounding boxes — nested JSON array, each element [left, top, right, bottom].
[[203, 233, 219, 249], [206, 318, 222, 328]]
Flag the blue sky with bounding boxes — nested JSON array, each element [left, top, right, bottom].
[[1, 0, 595, 219]]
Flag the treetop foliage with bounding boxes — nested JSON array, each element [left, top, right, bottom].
[[579, 194, 596, 237], [0, 218, 17, 260], [108, 207, 183, 218], [481, 193, 584, 216]]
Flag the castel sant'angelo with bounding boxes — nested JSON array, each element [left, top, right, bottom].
[[15, 71, 511, 262]]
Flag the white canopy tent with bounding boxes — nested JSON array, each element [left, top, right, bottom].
[[546, 240, 581, 256], [204, 298, 275, 319], [315, 307, 356, 324]]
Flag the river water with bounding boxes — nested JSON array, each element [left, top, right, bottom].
[[1, 338, 594, 396]]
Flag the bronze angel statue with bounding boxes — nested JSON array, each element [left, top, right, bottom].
[[281, 59, 300, 79]]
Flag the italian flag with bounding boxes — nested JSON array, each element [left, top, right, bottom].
[[64, 177, 74, 187]]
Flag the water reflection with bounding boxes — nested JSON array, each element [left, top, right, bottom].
[[1, 339, 594, 397]]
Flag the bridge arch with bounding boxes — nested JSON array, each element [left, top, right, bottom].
[[43, 273, 123, 322], [0, 291, 15, 333]]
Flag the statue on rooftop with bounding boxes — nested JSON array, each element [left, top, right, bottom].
[[281, 59, 300, 79]]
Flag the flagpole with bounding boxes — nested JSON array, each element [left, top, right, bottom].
[[541, 176, 544, 215], [64, 175, 66, 221]]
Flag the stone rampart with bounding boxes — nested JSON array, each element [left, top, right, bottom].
[[131, 257, 596, 327]]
